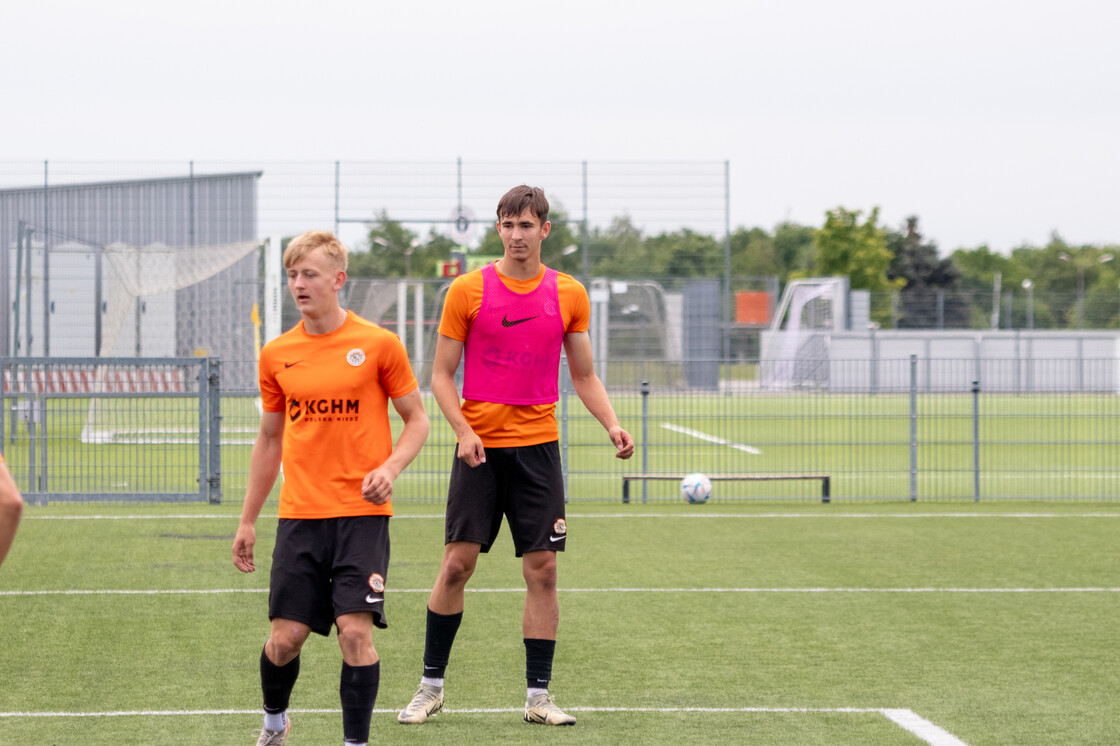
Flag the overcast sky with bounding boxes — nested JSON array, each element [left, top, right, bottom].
[[3, 0, 1118, 253]]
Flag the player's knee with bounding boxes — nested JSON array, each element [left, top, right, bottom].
[[267, 625, 308, 663], [439, 554, 476, 586], [523, 553, 557, 589], [0, 489, 22, 518], [335, 621, 373, 659]]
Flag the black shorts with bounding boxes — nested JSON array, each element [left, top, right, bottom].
[[445, 441, 567, 556], [269, 515, 390, 636]]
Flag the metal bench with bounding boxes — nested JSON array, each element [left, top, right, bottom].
[[622, 473, 831, 503]]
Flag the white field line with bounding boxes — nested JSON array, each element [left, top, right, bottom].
[[659, 422, 762, 454], [0, 706, 968, 744], [881, 708, 970, 746], [2, 586, 1117, 597]]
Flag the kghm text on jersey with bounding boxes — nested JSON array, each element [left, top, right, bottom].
[[288, 398, 360, 423]]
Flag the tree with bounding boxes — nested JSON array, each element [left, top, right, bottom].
[[887, 216, 967, 328], [811, 207, 902, 293], [644, 229, 723, 278], [350, 212, 420, 277], [949, 244, 1014, 328], [730, 226, 780, 278], [773, 222, 815, 279], [586, 215, 645, 276]]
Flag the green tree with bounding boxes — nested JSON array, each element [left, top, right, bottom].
[[586, 215, 645, 276], [949, 244, 1014, 328], [773, 221, 815, 279], [730, 226, 780, 278], [811, 207, 903, 293], [887, 216, 967, 327], [350, 212, 420, 277], [644, 229, 722, 278]]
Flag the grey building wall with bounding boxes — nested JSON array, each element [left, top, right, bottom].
[[1, 172, 261, 387]]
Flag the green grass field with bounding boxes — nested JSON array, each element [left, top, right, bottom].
[[2, 500, 1118, 745]]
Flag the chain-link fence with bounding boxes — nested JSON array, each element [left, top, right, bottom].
[[6, 354, 1118, 504], [4, 160, 1120, 503], [1, 357, 220, 503]]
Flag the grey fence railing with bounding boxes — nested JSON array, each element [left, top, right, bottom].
[[214, 355, 1120, 505], [1, 357, 221, 503], [4, 355, 1119, 504]]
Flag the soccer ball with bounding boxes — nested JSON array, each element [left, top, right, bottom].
[[680, 473, 713, 504]]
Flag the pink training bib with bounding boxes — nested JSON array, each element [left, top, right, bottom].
[[462, 264, 565, 405]]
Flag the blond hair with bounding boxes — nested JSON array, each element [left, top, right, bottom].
[[283, 230, 349, 272]]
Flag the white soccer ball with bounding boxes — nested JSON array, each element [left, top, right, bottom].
[[680, 473, 713, 504]]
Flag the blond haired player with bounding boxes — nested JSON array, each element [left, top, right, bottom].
[[233, 230, 429, 746], [398, 186, 634, 727], [0, 453, 23, 569]]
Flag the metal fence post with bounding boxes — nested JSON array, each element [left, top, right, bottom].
[[0, 361, 5, 455], [972, 379, 981, 503], [197, 359, 208, 502], [639, 380, 650, 504], [910, 354, 918, 502], [208, 358, 222, 504], [37, 394, 47, 495]]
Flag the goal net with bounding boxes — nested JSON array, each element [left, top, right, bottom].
[[759, 278, 848, 389], [81, 238, 264, 444]]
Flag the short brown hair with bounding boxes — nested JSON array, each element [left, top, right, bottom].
[[283, 230, 348, 272], [496, 185, 549, 223]]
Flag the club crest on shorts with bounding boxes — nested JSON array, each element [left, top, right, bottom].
[[347, 348, 366, 367], [553, 519, 567, 536], [368, 573, 385, 593]]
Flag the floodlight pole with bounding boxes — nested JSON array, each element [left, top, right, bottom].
[[1059, 251, 1113, 329], [43, 160, 50, 356]]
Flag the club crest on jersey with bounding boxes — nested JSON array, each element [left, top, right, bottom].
[[553, 519, 567, 535], [368, 573, 385, 593], [347, 348, 366, 367]]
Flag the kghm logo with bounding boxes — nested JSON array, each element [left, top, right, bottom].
[[481, 345, 552, 370], [288, 398, 360, 423]]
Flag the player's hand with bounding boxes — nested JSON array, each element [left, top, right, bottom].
[[361, 468, 393, 505], [456, 433, 486, 468], [232, 524, 256, 573], [610, 426, 635, 460]]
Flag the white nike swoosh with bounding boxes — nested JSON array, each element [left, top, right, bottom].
[[549, 535, 565, 542], [365, 595, 384, 604]]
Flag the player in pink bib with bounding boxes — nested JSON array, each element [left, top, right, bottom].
[[399, 185, 635, 727], [462, 263, 564, 405]]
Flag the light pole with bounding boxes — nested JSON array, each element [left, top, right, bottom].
[[1059, 251, 1114, 328], [1021, 279, 1034, 330]]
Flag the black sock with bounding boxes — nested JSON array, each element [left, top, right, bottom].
[[340, 660, 380, 744], [260, 647, 300, 714], [524, 638, 556, 689], [422, 607, 463, 680]]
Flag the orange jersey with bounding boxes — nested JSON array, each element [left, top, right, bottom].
[[259, 311, 419, 519], [438, 263, 589, 447]]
